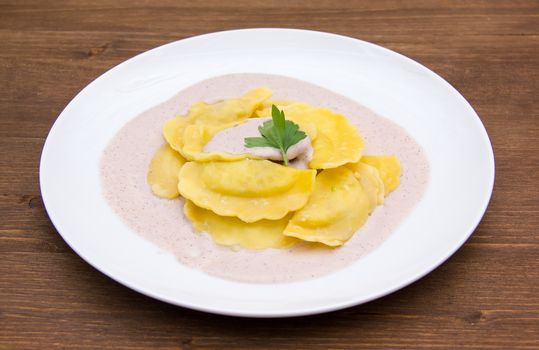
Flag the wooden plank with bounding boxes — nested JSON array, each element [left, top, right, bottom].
[[1, 0, 538, 349]]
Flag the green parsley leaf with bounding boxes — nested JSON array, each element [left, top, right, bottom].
[[244, 105, 307, 166]]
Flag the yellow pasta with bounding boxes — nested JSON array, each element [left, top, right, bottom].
[[346, 161, 385, 208], [163, 87, 272, 161], [184, 200, 296, 249], [360, 155, 402, 194], [149, 88, 403, 250], [257, 102, 363, 169], [147, 144, 186, 199], [178, 159, 316, 222], [284, 167, 371, 247]]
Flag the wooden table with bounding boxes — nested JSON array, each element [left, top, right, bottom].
[[1, 1, 538, 348]]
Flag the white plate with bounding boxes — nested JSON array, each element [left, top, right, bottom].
[[40, 28, 494, 317]]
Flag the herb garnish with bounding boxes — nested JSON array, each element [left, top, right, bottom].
[[244, 105, 307, 166]]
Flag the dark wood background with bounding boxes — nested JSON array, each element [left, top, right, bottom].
[[1, 1, 538, 349]]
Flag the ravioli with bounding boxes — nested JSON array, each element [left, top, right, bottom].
[[178, 159, 316, 222], [147, 144, 186, 199], [346, 161, 385, 208], [184, 200, 296, 249], [163, 87, 272, 161], [283, 167, 371, 247], [162, 115, 189, 153], [257, 103, 364, 169], [360, 155, 402, 194], [149, 88, 405, 251]]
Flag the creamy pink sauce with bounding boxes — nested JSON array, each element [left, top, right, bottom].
[[100, 74, 429, 283]]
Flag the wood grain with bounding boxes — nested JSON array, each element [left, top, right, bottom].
[[1, 0, 538, 349]]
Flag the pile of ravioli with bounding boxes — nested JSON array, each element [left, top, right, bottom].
[[147, 88, 401, 249]]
